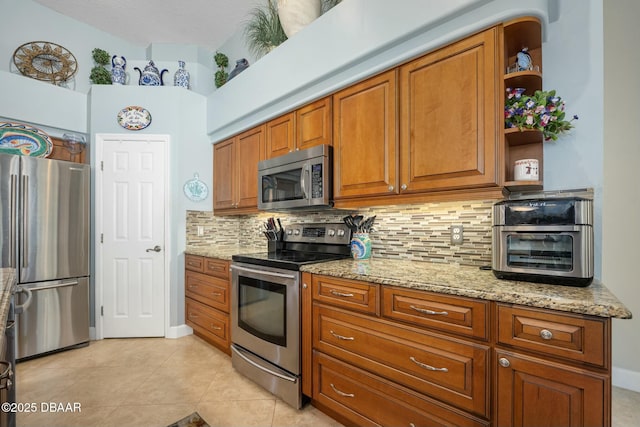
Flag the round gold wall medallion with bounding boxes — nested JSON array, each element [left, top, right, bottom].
[[13, 41, 78, 85]]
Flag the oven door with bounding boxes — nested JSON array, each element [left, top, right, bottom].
[[231, 262, 300, 375], [492, 225, 593, 280]]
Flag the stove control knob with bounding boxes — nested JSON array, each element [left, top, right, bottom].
[[294, 229, 300, 235], [337, 229, 345, 237], [328, 229, 335, 237], [287, 229, 293, 235]]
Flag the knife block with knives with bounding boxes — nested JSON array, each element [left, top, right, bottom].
[[265, 217, 285, 253]]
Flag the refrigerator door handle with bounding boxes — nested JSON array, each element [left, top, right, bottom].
[[9, 175, 17, 268], [14, 287, 33, 315], [21, 175, 28, 268], [27, 280, 79, 291]]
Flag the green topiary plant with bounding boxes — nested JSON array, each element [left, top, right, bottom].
[[90, 48, 111, 84], [244, 0, 287, 58], [214, 51, 229, 88], [90, 66, 112, 85]]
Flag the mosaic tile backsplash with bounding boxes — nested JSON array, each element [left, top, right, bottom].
[[186, 200, 494, 267]]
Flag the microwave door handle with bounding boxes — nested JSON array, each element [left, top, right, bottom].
[[300, 164, 309, 200]]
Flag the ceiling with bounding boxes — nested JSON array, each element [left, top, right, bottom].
[[34, 0, 259, 51]]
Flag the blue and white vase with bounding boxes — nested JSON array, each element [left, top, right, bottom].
[[174, 60, 190, 89], [134, 60, 168, 86], [111, 55, 127, 85]]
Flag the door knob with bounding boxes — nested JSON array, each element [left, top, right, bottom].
[[146, 245, 162, 253]]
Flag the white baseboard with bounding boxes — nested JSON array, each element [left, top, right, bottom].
[[166, 324, 193, 339], [613, 366, 640, 393]]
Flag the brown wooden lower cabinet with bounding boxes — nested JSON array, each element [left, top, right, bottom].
[[495, 350, 608, 427], [306, 274, 612, 427], [314, 351, 488, 427], [185, 254, 231, 354]]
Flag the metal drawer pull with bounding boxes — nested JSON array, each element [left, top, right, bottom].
[[330, 383, 355, 398], [330, 330, 355, 341], [409, 356, 448, 372], [210, 324, 222, 330], [211, 292, 222, 296], [499, 357, 511, 368], [330, 290, 354, 298], [188, 313, 198, 319], [539, 329, 554, 340], [410, 305, 448, 316], [189, 285, 197, 289]]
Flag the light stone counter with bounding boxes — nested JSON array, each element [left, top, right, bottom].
[[185, 246, 266, 261], [301, 258, 632, 319]]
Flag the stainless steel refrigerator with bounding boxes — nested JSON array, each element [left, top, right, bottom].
[[0, 153, 90, 360]]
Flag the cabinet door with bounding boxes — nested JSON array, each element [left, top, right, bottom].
[[496, 350, 609, 427], [213, 137, 236, 210], [236, 125, 265, 209], [333, 70, 398, 199], [399, 27, 499, 192], [266, 112, 295, 159], [297, 97, 332, 151]]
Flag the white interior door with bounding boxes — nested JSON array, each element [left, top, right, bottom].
[[100, 136, 167, 337]]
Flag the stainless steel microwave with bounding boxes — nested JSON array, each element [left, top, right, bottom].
[[258, 144, 332, 211]]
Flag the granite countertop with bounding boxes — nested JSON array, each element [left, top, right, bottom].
[[300, 258, 632, 319], [185, 246, 266, 261], [0, 268, 16, 338]]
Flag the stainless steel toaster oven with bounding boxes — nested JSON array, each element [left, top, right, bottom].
[[492, 194, 594, 287]]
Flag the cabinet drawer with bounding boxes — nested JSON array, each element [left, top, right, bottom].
[[497, 304, 607, 367], [186, 297, 230, 352], [382, 287, 489, 340], [314, 352, 488, 427], [314, 305, 489, 416], [185, 254, 204, 272], [312, 275, 379, 315], [204, 258, 229, 279], [185, 271, 229, 313]]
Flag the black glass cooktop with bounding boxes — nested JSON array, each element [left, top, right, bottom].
[[232, 250, 349, 271]]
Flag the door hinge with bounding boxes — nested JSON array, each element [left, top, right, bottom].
[[100, 233, 103, 243], [100, 161, 104, 171], [101, 306, 104, 316]]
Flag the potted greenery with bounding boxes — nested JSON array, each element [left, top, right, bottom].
[[244, 0, 287, 58], [90, 48, 111, 85], [505, 88, 578, 141], [214, 52, 229, 88]]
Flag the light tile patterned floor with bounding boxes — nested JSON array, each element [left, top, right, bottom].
[[15, 335, 342, 427], [14, 334, 640, 427]]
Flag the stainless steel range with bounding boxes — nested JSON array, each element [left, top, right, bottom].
[[230, 222, 351, 408]]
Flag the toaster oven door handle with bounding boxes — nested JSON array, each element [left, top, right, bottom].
[[231, 265, 297, 280]]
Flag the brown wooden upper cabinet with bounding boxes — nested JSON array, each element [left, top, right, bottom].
[[333, 70, 398, 200], [399, 26, 500, 192], [265, 97, 332, 159], [333, 27, 501, 207], [213, 124, 265, 214], [49, 137, 87, 164]]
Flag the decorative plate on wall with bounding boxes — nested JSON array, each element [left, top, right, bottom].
[[183, 173, 208, 202], [117, 106, 152, 130], [0, 122, 53, 157], [13, 41, 78, 85]]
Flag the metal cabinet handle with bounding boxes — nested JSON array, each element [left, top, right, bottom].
[[409, 356, 448, 372], [401, 184, 408, 191], [211, 292, 223, 297], [146, 245, 162, 252], [210, 324, 222, 330], [540, 329, 553, 340], [330, 290, 354, 298], [330, 383, 354, 398], [499, 357, 511, 368], [388, 185, 394, 192], [189, 285, 197, 289], [330, 330, 355, 341], [410, 305, 448, 316], [188, 313, 198, 319]]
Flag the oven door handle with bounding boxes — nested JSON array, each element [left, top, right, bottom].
[[231, 345, 297, 383], [231, 265, 297, 280]]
